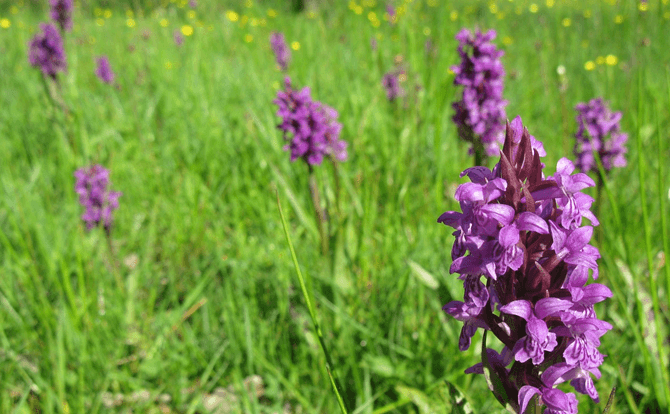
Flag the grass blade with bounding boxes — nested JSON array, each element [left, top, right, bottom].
[[277, 191, 349, 414]]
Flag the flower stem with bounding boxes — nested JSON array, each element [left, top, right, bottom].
[[104, 229, 124, 293], [308, 165, 329, 255], [473, 139, 486, 167]]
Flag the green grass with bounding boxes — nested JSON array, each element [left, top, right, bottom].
[[0, 0, 669, 412]]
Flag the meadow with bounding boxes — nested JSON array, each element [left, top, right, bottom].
[[1, 0, 669, 412]]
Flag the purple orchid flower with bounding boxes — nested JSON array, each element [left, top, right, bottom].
[[438, 116, 611, 413]]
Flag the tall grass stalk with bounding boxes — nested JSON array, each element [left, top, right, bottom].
[[277, 192, 348, 414], [635, 72, 670, 410]]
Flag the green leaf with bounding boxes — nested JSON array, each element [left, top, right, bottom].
[[395, 385, 440, 414], [407, 259, 439, 290]]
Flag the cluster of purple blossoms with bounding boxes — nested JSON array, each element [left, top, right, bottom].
[[74, 165, 122, 232], [451, 28, 508, 157], [95, 56, 115, 85], [382, 69, 405, 102], [49, 0, 73, 33], [28, 23, 67, 80], [573, 98, 628, 174], [274, 77, 347, 165], [439, 117, 612, 413], [270, 32, 291, 72], [386, 3, 397, 24], [174, 30, 184, 46]]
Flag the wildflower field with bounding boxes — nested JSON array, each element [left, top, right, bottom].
[[1, 0, 670, 413]]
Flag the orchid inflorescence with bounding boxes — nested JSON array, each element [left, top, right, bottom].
[[270, 32, 291, 72], [28, 22, 67, 80], [274, 77, 347, 166], [74, 165, 122, 233], [49, 0, 73, 33], [95, 56, 115, 85], [439, 117, 612, 414], [382, 69, 405, 102], [573, 98, 628, 175], [452, 28, 508, 159]]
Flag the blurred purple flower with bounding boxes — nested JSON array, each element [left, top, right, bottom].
[[274, 77, 347, 165], [49, 0, 73, 32], [174, 30, 184, 46], [451, 28, 507, 157], [95, 56, 115, 84], [573, 98, 628, 174], [386, 3, 396, 24], [74, 165, 122, 232], [28, 23, 67, 80], [382, 69, 405, 102], [439, 116, 611, 413], [189, 0, 197, 7], [270, 32, 291, 72]]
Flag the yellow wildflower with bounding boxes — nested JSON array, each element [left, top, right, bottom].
[[497, 12, 505, 19], [187, 10, 195, 19], [104, 9, 112, 18], [226, 10, 239, 22], [596, 56, 605, 65], [489, 3, 498, 14], [244, 0, 252, 7], [291, 41, 300, 50], [244, 33, 253, 42], [502, 36, 513, 45], [638, 2, 648, 11], [614, 15, 623, 23], [368, 11, 377, 21], [94, 8, 102, 17], [372, 19, 380, 27], [267, 9, 277, 18], [126, 9, 134, 17], [181, 24, 193, 36], [165, 61, 173, 70], [562, 18, 571, 27], [529, 3, 538, 13], [10, 6, 18, 14], [450, 10, 458, 21], [272, 81, 280, 90], [307, 11, 317, 18], [127, 18, 136, 28], [240, 15, 248, 26], [546, 0, 554, 7], [583, 10, 591, 18], [605, 55, 618, 66], [584, 61, 595, 71], [160, 18, 168, 27], [354, 5, 363, 14], [0, 18, 10, 28], [96, 18, 104, 26], [250, 18, 259, 26], [423, 27, 430, 36]]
